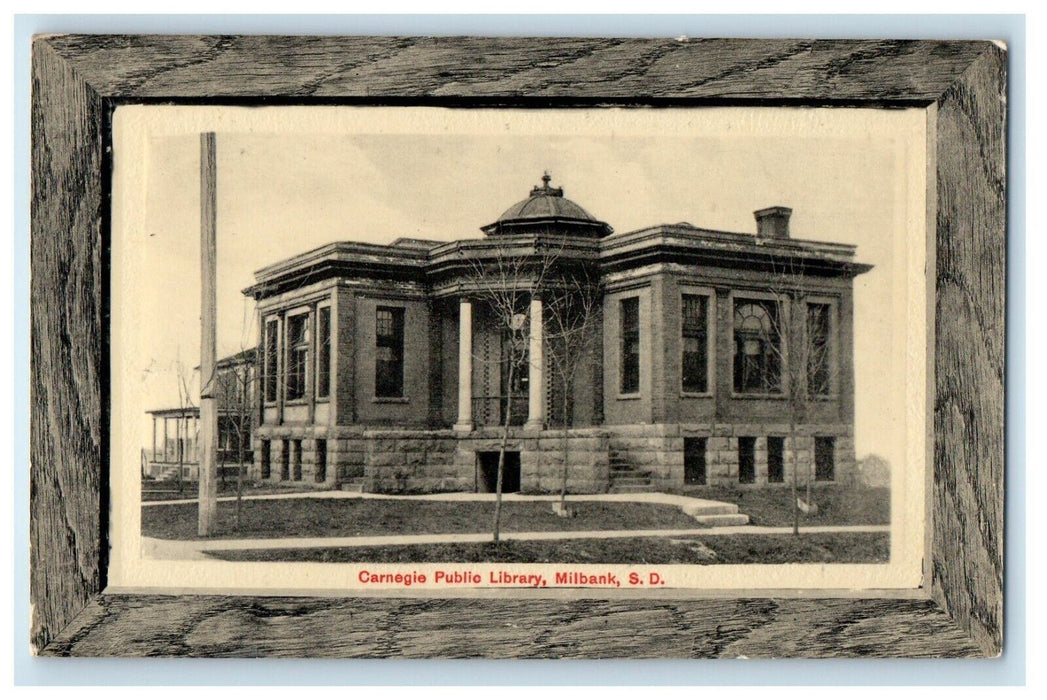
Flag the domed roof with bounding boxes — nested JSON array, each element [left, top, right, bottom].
[[482, 173, 612, 238]]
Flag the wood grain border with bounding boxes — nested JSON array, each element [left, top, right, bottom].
[[29, 36, 1005, 658]]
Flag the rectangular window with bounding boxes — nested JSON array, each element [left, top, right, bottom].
[[286, 313, 309, 401], [681, 294, 709, 393], [767, 436, 785, 483], [733, 299, 782, 394], [620, 297, 640, 394], [684, 437, 707, 485], [264, 319, 279, 403], [280, 440, 290, 481], [375, 306, 405, 398], [738, 436, 756, 484], [807, 303, 832, 396], [815, 437, 836, 481], [315, 439, 327, 483], [317, 306, 331, 399], [260, 440, 271, 480]]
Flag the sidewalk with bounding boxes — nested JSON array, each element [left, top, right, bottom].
[[142, 488, 739, 513], [142, 524, 890, 561]]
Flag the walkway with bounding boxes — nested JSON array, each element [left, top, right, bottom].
[[142, 489, 735, 511], [142, 524, 890, 561]]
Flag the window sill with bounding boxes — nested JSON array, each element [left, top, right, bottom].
[[616, 393, 642, 401], [680, 391, 713, 399], [730, 393, 787, 400], [314, 397, 330, 404], [373, 396, 409, 404]]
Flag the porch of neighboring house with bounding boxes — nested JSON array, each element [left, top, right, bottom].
[[145, 407, 253, 482]]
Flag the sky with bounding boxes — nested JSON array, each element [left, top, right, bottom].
[[112, 105, 926, 473]]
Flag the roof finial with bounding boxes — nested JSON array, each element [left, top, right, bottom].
[[530, 171, 563, 198]]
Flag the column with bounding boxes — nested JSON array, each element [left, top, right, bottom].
[[525, 295, 545, 431], [454, 297, 474, 432]]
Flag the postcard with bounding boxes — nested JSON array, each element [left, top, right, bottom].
[[107, 105, 929, 595]]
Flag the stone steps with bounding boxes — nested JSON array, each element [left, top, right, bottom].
[[608, 483, 658, 494], [155, 466, 183, 482], [608, 451, 655, 493], [610, 476, 652, 487], [340, 479, 366, 493]]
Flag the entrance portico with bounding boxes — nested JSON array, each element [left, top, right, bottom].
[[454, 293, 546, 432]]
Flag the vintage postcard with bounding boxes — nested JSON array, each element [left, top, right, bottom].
[[107, 105, 929, 595]]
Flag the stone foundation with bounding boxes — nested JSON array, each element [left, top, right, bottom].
[[522, 430, 610, 494], [251, 425, 350, 488], [608, 422, 856, 488], [249, 421, 855, 492], [363, 429, 465, 493]]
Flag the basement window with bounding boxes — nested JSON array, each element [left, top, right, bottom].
[[738, 437, 756, 484], [815, 437, 836, 481]]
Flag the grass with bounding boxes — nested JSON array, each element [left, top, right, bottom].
[[141, 498, 702, 540], [141, 480, 320, 502], [206, 532, 890, 565], [668, 484, 890, 527]]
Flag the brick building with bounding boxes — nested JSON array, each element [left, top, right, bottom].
[[244, 176, 871, 493]]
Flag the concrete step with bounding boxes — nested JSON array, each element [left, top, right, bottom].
[[340, 480, 366, 493], [681, 502, 741, 517], [691, 513, 750, 527]]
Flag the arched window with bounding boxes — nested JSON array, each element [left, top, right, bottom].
[[733, 300, 782, 393]]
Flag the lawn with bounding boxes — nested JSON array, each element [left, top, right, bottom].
[[141, 498, 703, 540], [141, 480, 319, 502], [206, 532, 890, 565], [669, 484, 890, 527]]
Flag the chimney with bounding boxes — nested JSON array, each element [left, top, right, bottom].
[[754, 206, 792, 239]]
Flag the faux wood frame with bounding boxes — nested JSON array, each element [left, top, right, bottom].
[[30, 36, 1005, 658]]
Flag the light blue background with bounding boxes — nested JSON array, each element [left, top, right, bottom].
[[13, 13, 1026, 686]]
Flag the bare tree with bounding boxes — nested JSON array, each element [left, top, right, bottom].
[[758, 257, 837, 535], [212, 346, 258, 530], [543, 264, 603, 514], [459, 236, 560, 541]]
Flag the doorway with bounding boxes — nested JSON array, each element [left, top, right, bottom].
[[478, 451, 521, 493]]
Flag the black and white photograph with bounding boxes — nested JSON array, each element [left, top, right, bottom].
[[108, 105, 927, 593], [28, 34, 1006, 660]]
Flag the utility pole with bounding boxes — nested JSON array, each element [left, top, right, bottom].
[[198, 131, 218, 536]]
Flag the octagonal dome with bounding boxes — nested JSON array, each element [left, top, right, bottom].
[[481, 174, 613, 238]]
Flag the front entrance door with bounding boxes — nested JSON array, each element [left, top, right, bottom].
[[478, 451, 521, 493]]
